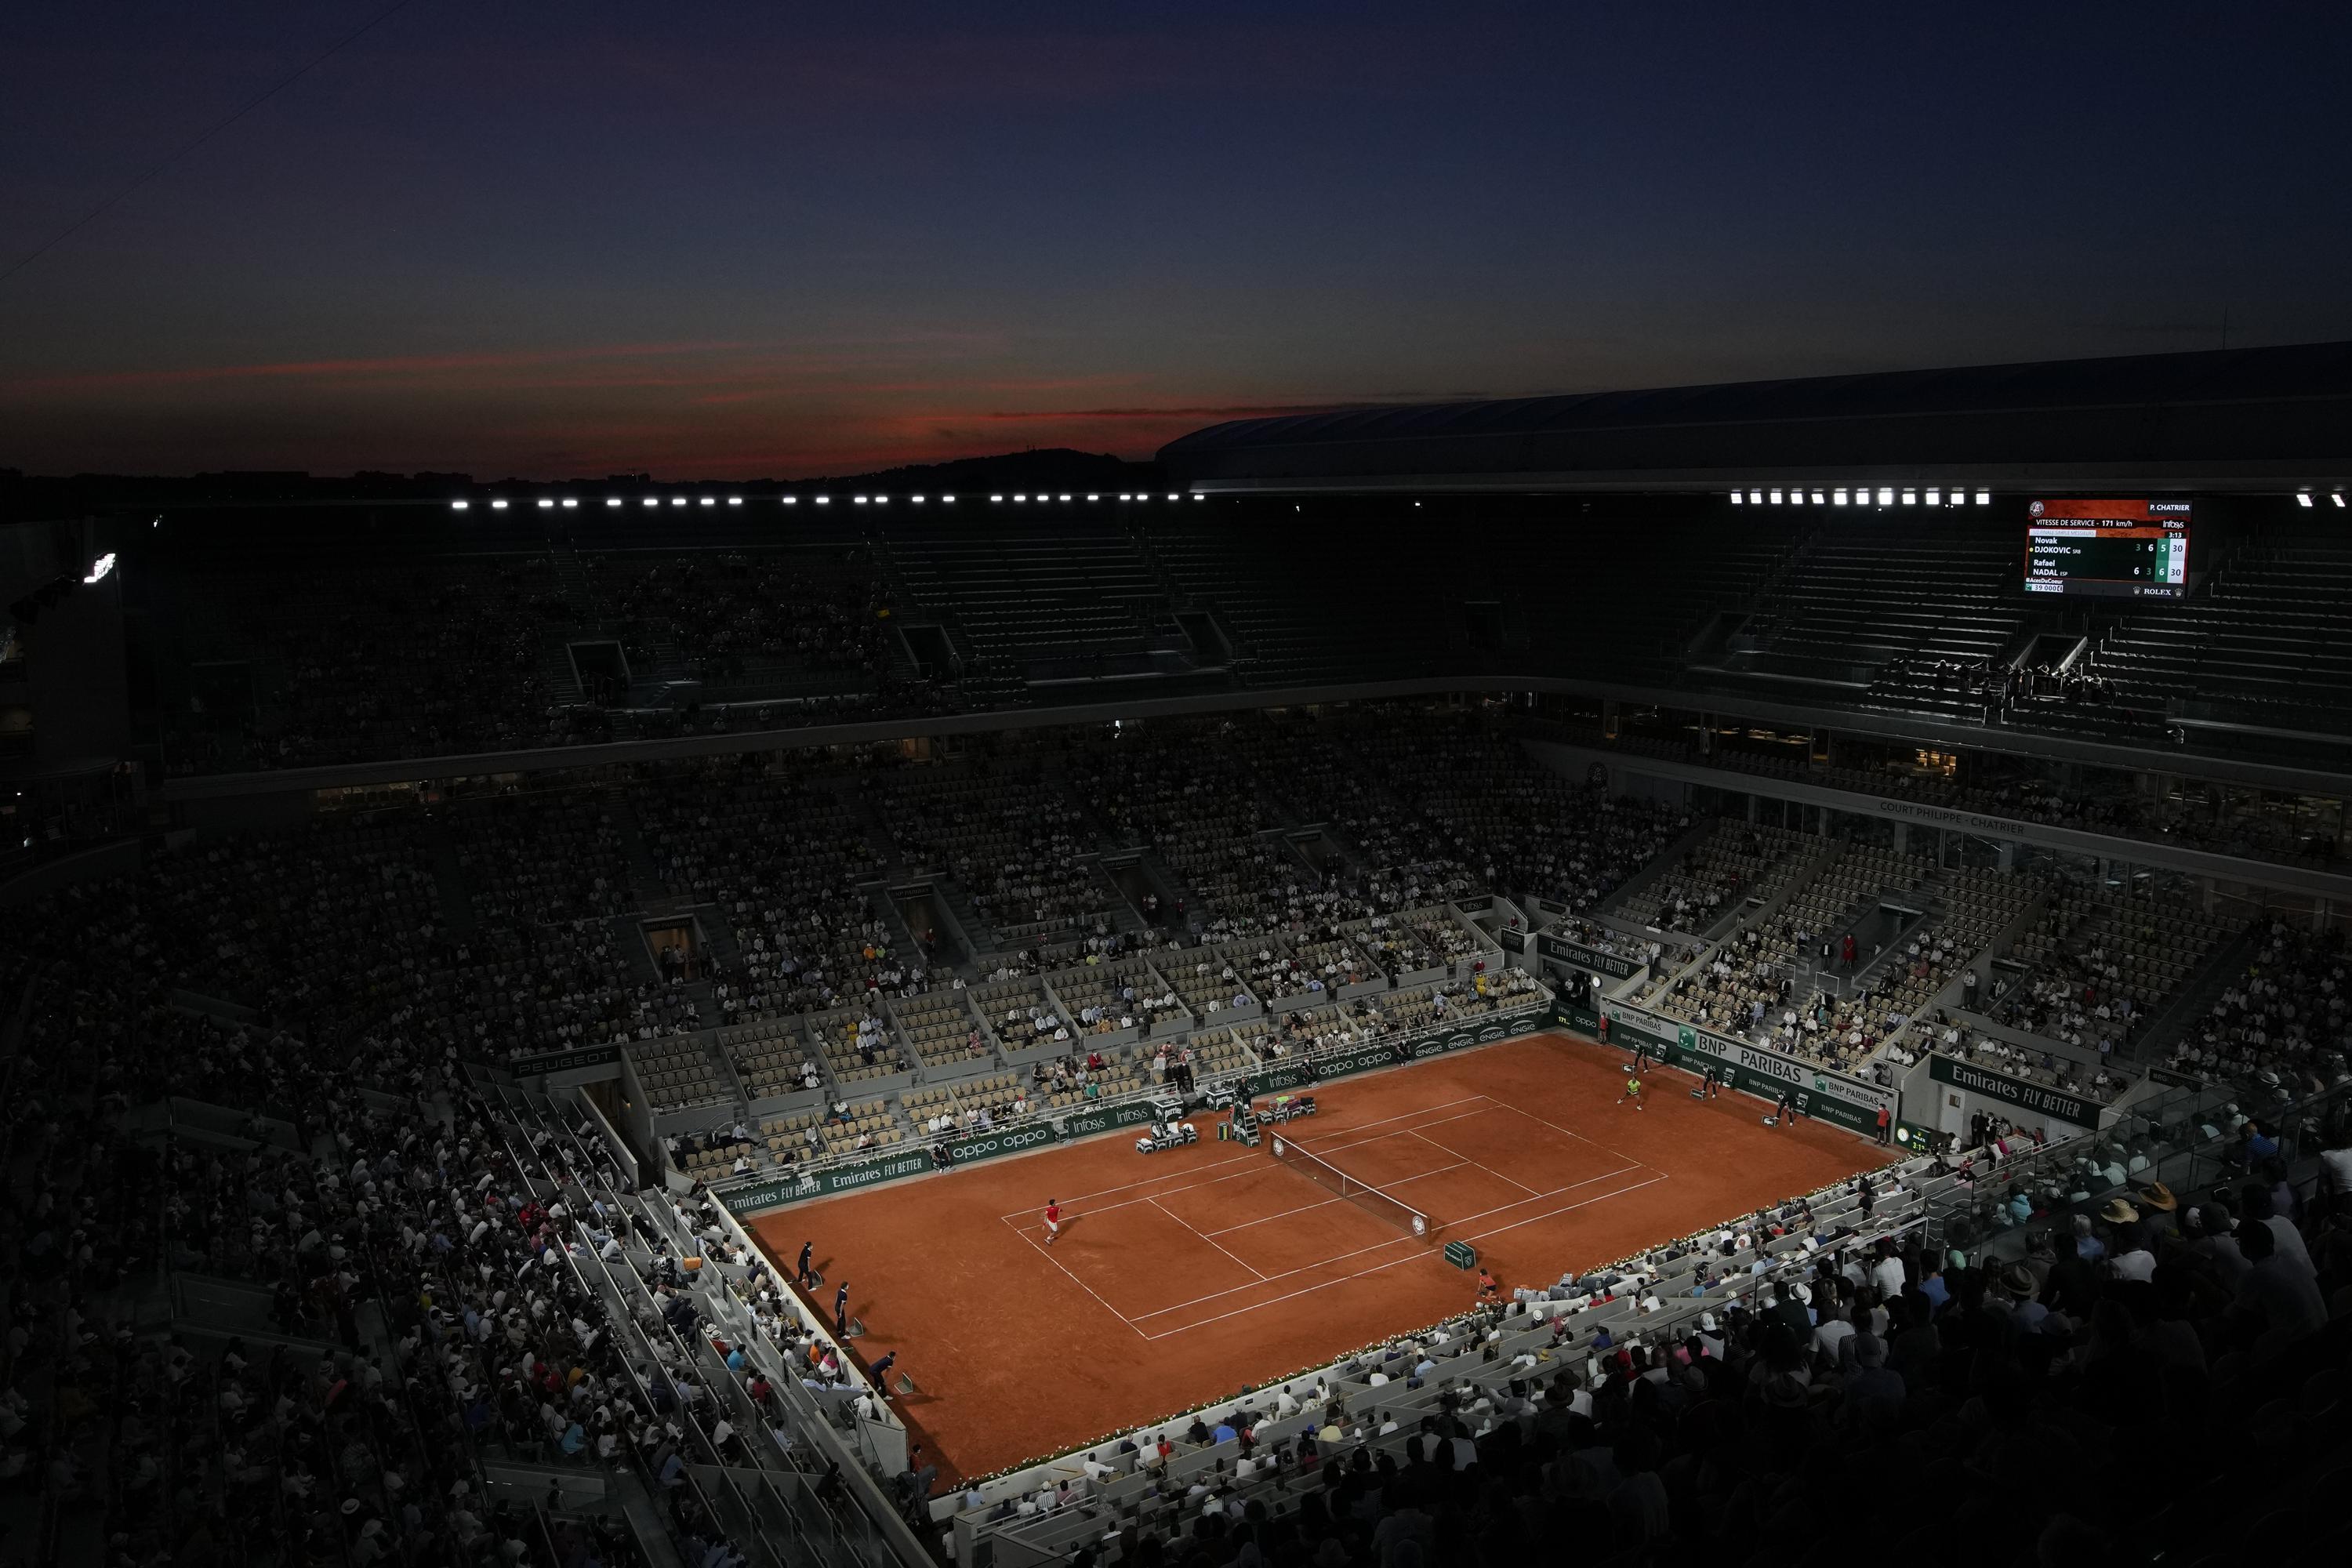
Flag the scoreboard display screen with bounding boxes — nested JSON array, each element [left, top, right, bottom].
[[2024, 499, 2190, 599]]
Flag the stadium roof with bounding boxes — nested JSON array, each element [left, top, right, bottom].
[[1160, 339, 2352, 495]]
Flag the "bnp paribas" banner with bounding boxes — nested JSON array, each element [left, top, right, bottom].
[[720, 1000, 1554, 1214], [1596, 1001, 1890, 1135]]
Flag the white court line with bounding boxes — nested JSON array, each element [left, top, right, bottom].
[[1149, 1196, 1267, 1281], [1298, 1101, 1501, 1158], [1029, 1153, 1294, 1227], [995, 1147, 1258, 1221], [1140, 1174, 1669, 1340], [1412, 1128, 1537, 1194], [990, 1092, 1498, 1221], [999, 1214, 1148, 1340], [1487, 1095, 1662, 1178], [1127, 1161, 1639, 1323], [1203, 1193, 1348, 1237]]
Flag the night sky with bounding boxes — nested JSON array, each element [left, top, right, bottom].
[[4, 2, 2347, 480]]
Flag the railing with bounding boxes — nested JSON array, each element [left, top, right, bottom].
[[490, 1077, 924, 1568], [706, 984, 1557, 1206], [1923, 1068, 2350, 1258]]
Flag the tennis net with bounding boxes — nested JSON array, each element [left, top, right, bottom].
[[1269, 1134, 1436, 1240]]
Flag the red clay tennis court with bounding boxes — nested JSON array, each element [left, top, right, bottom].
[[750, 1030, 1886, 1483]]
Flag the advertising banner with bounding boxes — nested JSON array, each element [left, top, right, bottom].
[[1598, 1001, 1890, 1134], [1536, 931, 1643, 979], [720, 1146, 935, 1213], [1929, 1054, 2100, 1131], [1061, 1099, 1162, 1140], [514, 1043, 622, 1076], [947, 1120, 1062, 1166]]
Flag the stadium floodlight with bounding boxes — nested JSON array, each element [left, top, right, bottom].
[[1059, 493, 1073, 502], [1811, 491, 1825, 505], [1086, 493, 1099, 501], [1167, 492, 1180, 501], [1925, 488, 1940, 506], [1193, 493, 1204, 501], [2298, 491, 2314, 507], [1900, 490, 1917, 505], [670, 498, 687, 506], [942, 494, 956, 503], [1975, 490, 1990, 505], [990, 494, 1004, 502], [782, 496, 798, 505], [643, 498, 659, 507], [910, 494, 925, 504], [1877, 488, 1894, 506], [83, 553, 116, 584], [490, 499, 509, 509], [854, 495, 868, 504], [1119, 493, 1131, 501], [2334, 492, 2347, 508], [1833, 489, 1849, 505], [726, 496, 742, 506], [1769, 490, 1783, 504], [815, 495, 830, 504], [561, 498, 579, 508], [1748, 489, 1762, 505], [1730, 491, 1744, 504], [699, 496, 715, 506], [606, 498, 622, 507], [536, 498, 554, 509], [451, 500, 470, 510]]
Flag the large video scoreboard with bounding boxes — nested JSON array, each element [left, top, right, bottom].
[[2024, 499, 2190, 599]]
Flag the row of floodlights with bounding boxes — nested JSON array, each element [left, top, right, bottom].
[[2296, 490, 2347, 508], [1733, 487, 1992, 507], [451, 492, 1202, 511]]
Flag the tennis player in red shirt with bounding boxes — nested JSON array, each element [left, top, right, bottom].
[[1044, 1198, 1062, 1246]]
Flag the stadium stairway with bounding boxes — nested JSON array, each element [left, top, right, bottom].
[[2129, 918, 2259, 1068], [863, 884, 929, 959], [613, 802, 670, 909], [1592, 814, 1722, 926], [424, 814, 480, 938], [1086, 857, 1154, 938]]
